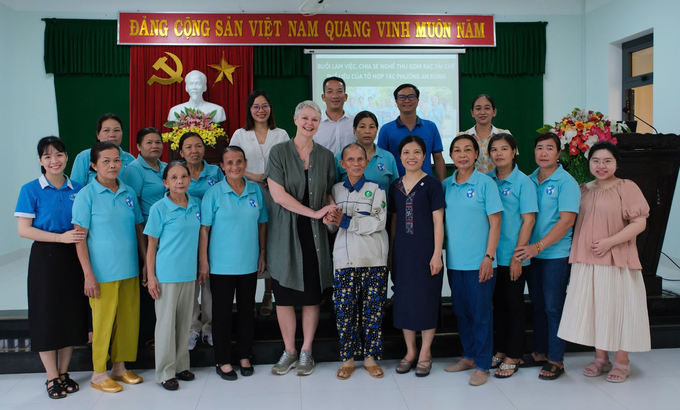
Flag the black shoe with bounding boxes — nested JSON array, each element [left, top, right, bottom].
[[216, 365, 237, 381], [175, 370, 195, 381], [240, 366, 254, 377], [161, 378, 179, 391]]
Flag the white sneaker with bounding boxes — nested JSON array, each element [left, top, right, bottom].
[[188, 331, 201, 351], [203, 332, 213, 346]]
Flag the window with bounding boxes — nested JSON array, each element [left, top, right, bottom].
[[622, 34, 653, 133]]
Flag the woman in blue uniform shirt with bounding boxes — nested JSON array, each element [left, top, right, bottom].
[[70, 114, 136, 186], [334, 111, 399, 197], [121, 127, 167, 223], [514, 131, 580, 380], [486, 134, 538, 378], [144, 161, 201, 390], [179, 131, 225, 350], [199, 146, 268, 380], [72, 141, 146, 393], [442, 134, 503, 386], [15, 136, 88, 399]]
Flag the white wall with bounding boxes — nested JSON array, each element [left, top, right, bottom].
[[584, 0, 680, 258]]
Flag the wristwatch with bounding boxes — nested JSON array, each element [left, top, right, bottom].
[[485, 254, 495, 261]]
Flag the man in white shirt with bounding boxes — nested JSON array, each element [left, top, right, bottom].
[[314, 77, 356, 155]]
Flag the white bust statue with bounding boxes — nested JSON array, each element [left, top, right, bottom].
[[167, 70, 227, 123]]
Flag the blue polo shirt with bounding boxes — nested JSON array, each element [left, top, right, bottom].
[[487, 165, 539, 267], [377, 116, 443, 177], [121, 156, 168, 223], [71, 178, 144, 283], [70, 147, 136, 186], [144, 193, 201, 283], [15, 175, 83, 233], [443, 169, 504, 271], [334, 144, 399, 199], [529, 164, 581, 259], [187, 160, 224, 200], [201, 178, 268, 275]]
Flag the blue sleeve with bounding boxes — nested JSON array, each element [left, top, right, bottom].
[[15, 183, 37, 217], [120, 163, 144, 199], [431, 124, 444, 153], [70, 150, 90, 186], [388, 155, 399, 187], [214, 167, 225, 183], [441, 177, 450, 196], [256, 185, 268, 223], [339, 214, 352, 229], [484, 179, 504, 215], [132, 195, 144, 225], [200, 189, 216, 227], [143, 204, 163, 238], [558, 176, 581, 214], [334, 153, 346, 183], [430, 177, 446, 211], [377, 127, 388, 151], [71, 188, 92, 229], [519, 178, 539, 214]]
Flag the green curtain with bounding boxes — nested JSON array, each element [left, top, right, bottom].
[[254, 46, 310, 76], [54, 75, 130, 175], [44, 19, 129, 75], [460, 22, 547, 76], [460, 75, 543, 174]]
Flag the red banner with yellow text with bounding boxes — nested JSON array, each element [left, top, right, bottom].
[[118, 13, 495, 47]]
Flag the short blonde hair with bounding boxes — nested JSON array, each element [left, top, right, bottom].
[[294, 100, 322, 117]]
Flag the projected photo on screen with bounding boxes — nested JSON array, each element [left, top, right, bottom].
[[312, 53, 460, 164]]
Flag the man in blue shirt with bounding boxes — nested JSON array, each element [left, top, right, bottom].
[[377, 84, 446, 181]]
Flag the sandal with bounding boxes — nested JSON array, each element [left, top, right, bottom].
[[491, 355, 503, 369], [45, 378, 66, 399], [260, 292, 273, 316], [518, 353, 548, 368], [59, 372, 79, 393], [395, 357, 417, 374], [583, 357, 612, 377], [606, 361, 631, 383], [336, 366, 356, 380], [415, 359, 432, 377], [494, 362, 519, 379], [538, 362, 565, 380], [364, 364, 384, 379]]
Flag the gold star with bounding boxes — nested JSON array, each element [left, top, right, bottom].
[[208, 53, 240, 85]]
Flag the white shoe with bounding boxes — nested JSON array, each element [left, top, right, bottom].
[[188, 331, 201, 351], [203, 332, 213, 346]]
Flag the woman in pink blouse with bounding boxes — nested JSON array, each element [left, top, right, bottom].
[[557, 141, 650, 383]]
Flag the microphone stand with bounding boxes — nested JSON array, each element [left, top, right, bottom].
[[623, 107, 658, 134]]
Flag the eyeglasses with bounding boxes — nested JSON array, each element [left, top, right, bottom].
[[589, 158, 615, 166], [251, 104, 270, 111], [396, 94, 417, 102]]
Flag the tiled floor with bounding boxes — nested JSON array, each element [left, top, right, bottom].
[[1, 349, 680, 409]]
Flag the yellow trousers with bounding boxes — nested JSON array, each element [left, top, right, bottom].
[[89, 276, 140, 373]]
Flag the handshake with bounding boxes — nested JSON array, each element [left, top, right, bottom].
[[321, 206, 343, 226]]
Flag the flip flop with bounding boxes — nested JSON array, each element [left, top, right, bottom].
[[494, 362, 519, 379]]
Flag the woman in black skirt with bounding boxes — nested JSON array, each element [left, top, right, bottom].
[[265, 101, 337, 376], [15, 136, 89, 399]]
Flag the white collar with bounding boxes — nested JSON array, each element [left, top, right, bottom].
[[39, 174, 73, 190]]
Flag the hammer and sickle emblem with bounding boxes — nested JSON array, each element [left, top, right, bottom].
[[147, 52, 184, 86]]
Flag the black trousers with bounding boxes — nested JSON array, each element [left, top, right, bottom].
[[492, 265, 527, 359], [210, 272, 257, 364]]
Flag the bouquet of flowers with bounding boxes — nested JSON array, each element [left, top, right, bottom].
[[162, 108, 226, 151], [537, 108, 630, 183]]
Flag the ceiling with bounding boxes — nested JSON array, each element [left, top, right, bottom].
[[0, 0, 611, 16]]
